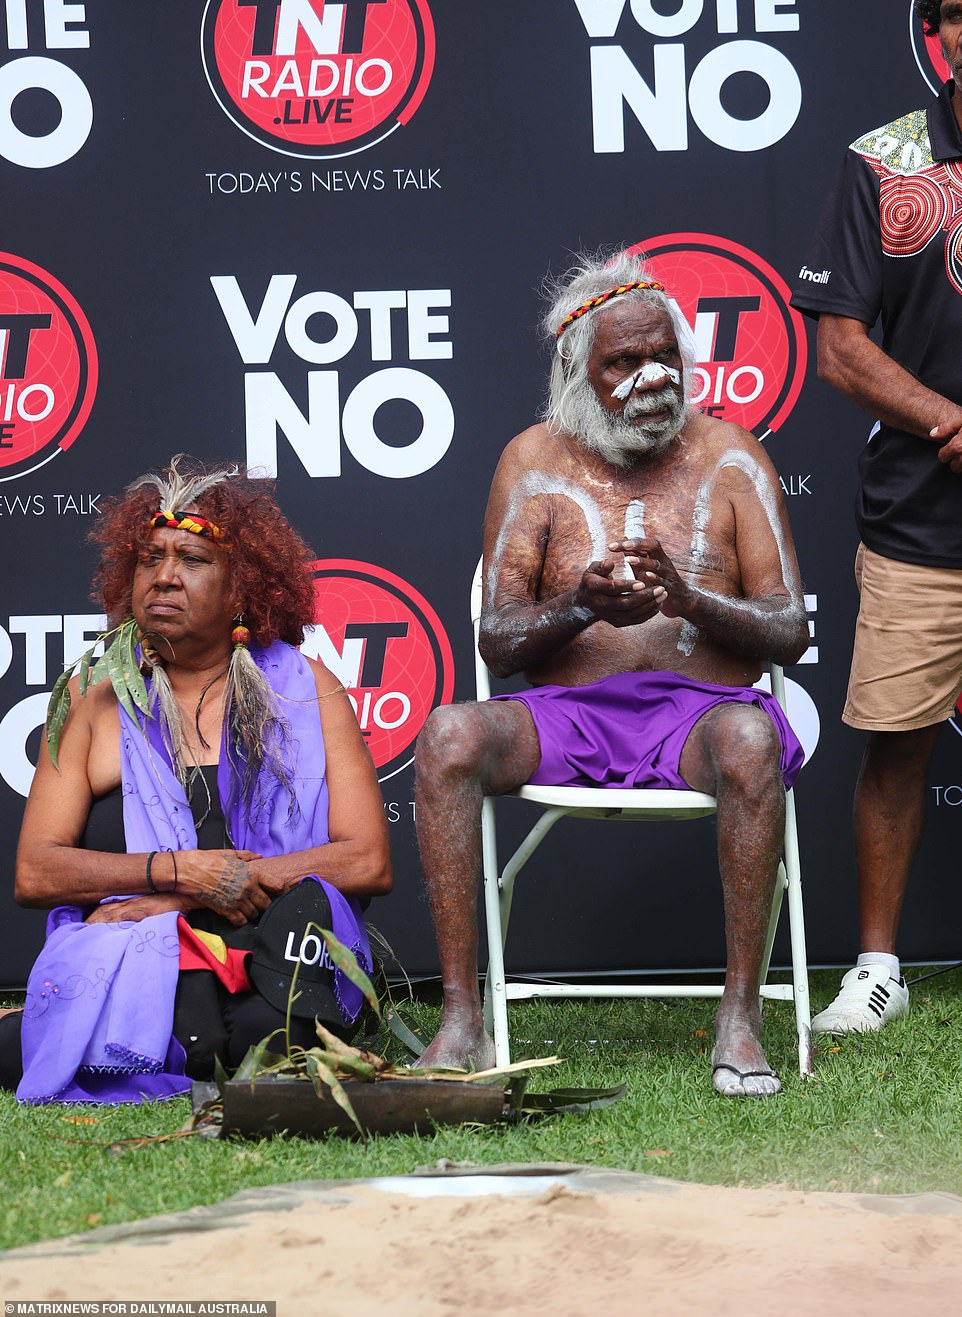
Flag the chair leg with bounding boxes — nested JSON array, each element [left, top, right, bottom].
[[480, 797, 511, 1065], [482, 805, 568, 1067], [783, 787, 813, 1077], [759, 860, 787, 994], [499, 807, 567, 938]]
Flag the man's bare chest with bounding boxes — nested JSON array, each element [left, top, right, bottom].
[[534, 475, 735, 594]]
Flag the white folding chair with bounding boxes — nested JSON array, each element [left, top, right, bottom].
[[472, 560, 813, 1078]]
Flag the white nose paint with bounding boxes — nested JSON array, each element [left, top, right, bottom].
[[612, 361, 681, 401]]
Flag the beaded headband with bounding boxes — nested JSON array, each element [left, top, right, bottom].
[[555, 280, 665, 339], [150, 509, 225, 541]]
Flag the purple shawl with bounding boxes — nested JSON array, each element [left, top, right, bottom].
[[18, 640, 371, 1104]]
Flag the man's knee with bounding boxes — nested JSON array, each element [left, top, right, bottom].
[[416, 703, 486, 784], [706, 705, 782, 797], [863, 726, 940, 781], [416, 700, 539, 795]]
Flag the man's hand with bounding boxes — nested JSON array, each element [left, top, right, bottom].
[[610, 537, 694, 620], [932, 418, 962, 474], [575, 550, 668, 628]]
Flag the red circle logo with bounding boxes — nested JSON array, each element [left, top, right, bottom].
[[0, 253, 97, 482], [202, 0, 435, 159], [307, 558, 454, 781], [910, 2, 950, 95], [631, 233, 807, 441]]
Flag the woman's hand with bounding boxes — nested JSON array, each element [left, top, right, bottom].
[[85, 893, 194, 923], [170, 849, 272, 925]]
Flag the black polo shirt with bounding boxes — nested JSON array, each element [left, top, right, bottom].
[[791, 82, 962, 568]]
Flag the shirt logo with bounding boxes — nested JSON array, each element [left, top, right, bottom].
[[798, 265, 830, 284]]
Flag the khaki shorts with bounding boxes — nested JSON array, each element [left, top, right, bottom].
[[844, 543, 962, 731]]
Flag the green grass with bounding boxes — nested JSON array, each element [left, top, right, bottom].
[[2, 967, 962, 1251]]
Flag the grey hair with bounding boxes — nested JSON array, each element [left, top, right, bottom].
[[542, 249, 698, 435]]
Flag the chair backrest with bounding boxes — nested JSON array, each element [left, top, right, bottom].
[[471, 554, 789, 716], [471, 557, 491, 702]]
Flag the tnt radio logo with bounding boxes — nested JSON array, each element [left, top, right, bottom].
[[910, 1, 950, 96], [304, 558, 453, 781], [201, 0, 436, 160], [633, 233, 807, 441], [0, 254, 97, 483]]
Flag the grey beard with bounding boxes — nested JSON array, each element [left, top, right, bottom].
[[569, 381, 687, 467]]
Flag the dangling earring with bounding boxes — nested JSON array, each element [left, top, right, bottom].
[[231, 614, 251, 649], [225, 609, 277, 750]]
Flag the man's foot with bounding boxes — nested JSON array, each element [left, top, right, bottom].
[[812, 964, 909, 1034], [414, 1019, 496, 1072], [712, 1005, 781, 1098], [712, 1062, 781, 1098]]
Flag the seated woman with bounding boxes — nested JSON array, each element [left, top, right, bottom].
[[0, 455, 391, 1102]]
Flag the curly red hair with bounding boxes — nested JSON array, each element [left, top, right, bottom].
[[90, 459, 316, 646]]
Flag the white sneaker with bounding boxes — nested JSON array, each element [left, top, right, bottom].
[[811, 964, 909, 1034]]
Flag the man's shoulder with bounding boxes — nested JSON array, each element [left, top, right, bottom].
[[848, 107, 933, 176], [683, 410, 758, 460], [498, 422, 568, 470]]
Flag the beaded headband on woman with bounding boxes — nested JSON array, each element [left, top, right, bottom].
[[555, 280, 665, 340], [150, 509, 225, 541]]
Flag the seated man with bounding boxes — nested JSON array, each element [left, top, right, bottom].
[[414, 250, 809, 1097]]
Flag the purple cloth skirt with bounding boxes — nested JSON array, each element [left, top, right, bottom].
[[492, 670, 804, 791]]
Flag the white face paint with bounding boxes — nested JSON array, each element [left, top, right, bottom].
[[678, 447, 800, 655], [611, 361, 682, 402]]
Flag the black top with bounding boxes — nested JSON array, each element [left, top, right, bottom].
[[81, 764, 227, 854], [791, 82, 962, 568]]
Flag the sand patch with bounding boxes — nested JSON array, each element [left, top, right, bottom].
[[3, 1168, 961, 1316]]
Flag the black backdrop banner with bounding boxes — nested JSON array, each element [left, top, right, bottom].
[[1, 1, 959, 986]]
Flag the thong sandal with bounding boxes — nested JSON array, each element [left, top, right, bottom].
[[712, 1063, 781, 1096]]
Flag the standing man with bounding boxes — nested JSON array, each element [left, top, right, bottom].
[[791, 0, 962, 1032], [414, 249, 808, 1097]]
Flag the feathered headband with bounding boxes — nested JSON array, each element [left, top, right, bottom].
[[131, 454, 238, 542]]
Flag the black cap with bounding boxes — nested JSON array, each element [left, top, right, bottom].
[[249, 881, 342, 1023]]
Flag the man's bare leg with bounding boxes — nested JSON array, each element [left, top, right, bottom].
[[680, 703, 786, 1097], [854, 726, 940, 952], [414, 700, 541, 1070]]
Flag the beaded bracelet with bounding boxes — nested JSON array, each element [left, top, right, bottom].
[[146, 850, 159, 893]]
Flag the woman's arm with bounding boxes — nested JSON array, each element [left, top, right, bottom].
[[249, 658, 393, 898], [14, 677, 271, 924]]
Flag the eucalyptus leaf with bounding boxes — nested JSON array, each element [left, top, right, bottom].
[[87, 654, 111, 686], [212, 1053, 230, 1097], [313, 1021, 363, 1061], [233, 1031, 283, 1086], [384, 1003, 426, 1058], [305, 1052, 362, 1134], [311, 924, 380, 1019], [45, 667, 74, 770], [77, 644, 97, 697], [515, 1083, 628, 1116], [103, 635, 140, 724], [117, 619, 149, 712]]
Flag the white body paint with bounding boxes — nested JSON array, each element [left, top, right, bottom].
[[612, 361, 681, 402], [487, 470, 609, 603], [677, 447, 798, 657], [617, 498, 647, 582]]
